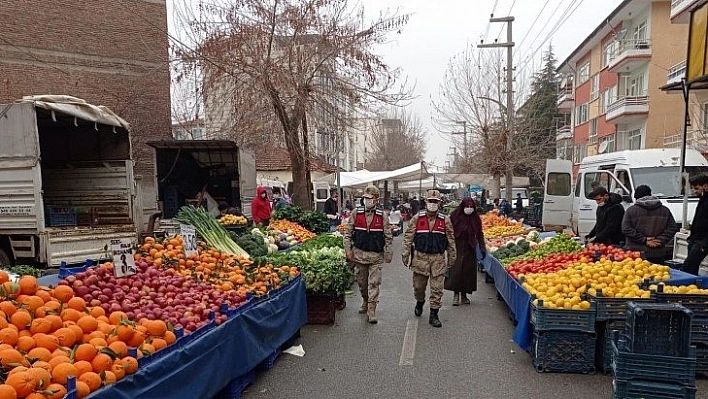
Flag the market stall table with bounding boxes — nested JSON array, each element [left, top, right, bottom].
[[80, 275, 307, 399], [479, 253, 707, 352]]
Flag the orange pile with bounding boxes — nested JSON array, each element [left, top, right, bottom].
[[0, 272, 169, 399], [135, 236, 299, 297], [481, 211, 522, 229], [268, 220, 316, 242]]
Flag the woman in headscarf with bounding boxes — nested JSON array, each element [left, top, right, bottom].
[[445, 197, 486, 306]]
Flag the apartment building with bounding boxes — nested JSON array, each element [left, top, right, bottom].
[[665, 0, 708, 152], [557, 0, 688, 171]]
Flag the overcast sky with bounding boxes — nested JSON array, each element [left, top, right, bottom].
[[168, 0, 621, 167], [356, 0, 620, 167]]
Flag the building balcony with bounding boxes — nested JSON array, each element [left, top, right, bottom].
[[607, 39, 651, 73], [557, 89, 574, 111], [606, 95, 649, 123], [556, 125, 572, 141], [671, 0, 699, 24], [663, 130, 708, 152], [667, 60, 687, 85]]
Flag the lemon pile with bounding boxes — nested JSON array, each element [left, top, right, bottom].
[[522, 257, 672, 310], [219, 214, 248, 226], [648, 284, 708, 295]]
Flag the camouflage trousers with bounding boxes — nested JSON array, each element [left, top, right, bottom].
[[413, 272, 444, 309], [354, 263, 383, 303]]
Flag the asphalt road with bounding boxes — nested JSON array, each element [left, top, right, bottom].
[[243, 235, 708, 399]]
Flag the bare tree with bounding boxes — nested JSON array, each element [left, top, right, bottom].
[[174, 0, 410, 209], [432, 46, 509, 198], [432, 44, 554, 198], [366, 108, 427, 171]]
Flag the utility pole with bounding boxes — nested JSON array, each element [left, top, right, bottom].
[[452, 120, 468, 166], [479, 16, 515, 202]]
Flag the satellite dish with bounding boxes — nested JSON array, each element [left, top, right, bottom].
[[598, 141, 609, 154], [615, 29, 627, 40]]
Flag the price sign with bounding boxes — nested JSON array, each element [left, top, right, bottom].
[[180, 224, 198, 257], [111, 239, 136, 278]]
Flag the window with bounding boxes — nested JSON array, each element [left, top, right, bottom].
[[578, 62, 590, 84], [575, 176, 582, 198], [591, 75, 599, 100], [190, 128, 204, 140], [599, 134, 616, 153], [633, 20, 648, 42], [623, 73, 647, 97], [618, 129, 642, 150], [576, 103, 589, 125], [602, 40, 619, 67], [584, 172, 610, 199], [702, 103, 708, 132], [574, 143, 587, 164], [547, 173, 571, 196], [316, 189, 329, 200], [589, 119, 598, 144]]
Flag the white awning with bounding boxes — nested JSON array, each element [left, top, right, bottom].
[[318, 162, 431, 188]]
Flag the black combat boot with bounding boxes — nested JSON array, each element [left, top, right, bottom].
[[429, 308, 442, 328], [414, 301, 425, 317]]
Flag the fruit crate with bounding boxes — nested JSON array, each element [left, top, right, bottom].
[[46, 206, 77, 227], [597, 320, 625, 375], [590, 290, 655, 321], [653, 287, 708, 320], [623, 302, 693, 358], [531, 330, 596, 374], [693, 317, 708, 344], [696, 343, 708, 376], [257, 348, 282, 372], [306, 294, 336, 325], [215, 370, 256, 399], [611, 339, 696, 385], [57, 260, 95, 279], [612, 378, 696, 399], [531, 301, 596, 333]]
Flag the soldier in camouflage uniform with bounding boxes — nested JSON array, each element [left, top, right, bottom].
[[343, 185, 393, 323], [402, 190, 456, 327]]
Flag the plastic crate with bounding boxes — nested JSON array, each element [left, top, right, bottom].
[[653, 287, 708, 320], [612, 339, 696, 385], [215, 370, 256, 399], [257, 348, 282, 371], [624, 302, 693, 357], [306, 294, 336, 325], [692, 317, 708, 344], [612, 378, 696, 399], [591, 290, 655, 321], [333, 293, 346, 311], [531, 330, 596, 374], [598, 320, 625, 375], [696, 343, 708, 376], [531, 301, 596, 333], [47, 207, 77, 227]]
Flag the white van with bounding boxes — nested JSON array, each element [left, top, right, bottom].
[[499, 187, 530, 208], [542, 148, 708, 237]]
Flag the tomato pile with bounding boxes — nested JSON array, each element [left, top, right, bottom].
[[506, 244, 641, 280]]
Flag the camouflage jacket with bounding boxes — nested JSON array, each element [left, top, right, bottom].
[[402, 213, 457, 277]]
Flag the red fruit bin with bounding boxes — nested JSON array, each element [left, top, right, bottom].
[[306, 294, 336, 325]]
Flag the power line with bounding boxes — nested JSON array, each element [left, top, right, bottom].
[[494, 0, 517, 41], [514, 0, 569, 65], [513, 0, 551, 58], [515, 0, 585, 81], [482, 0, 500, 44]]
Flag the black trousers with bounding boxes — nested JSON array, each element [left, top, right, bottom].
[[683, 239, 708, 275]]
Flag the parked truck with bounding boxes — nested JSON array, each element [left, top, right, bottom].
[[0, 96, 138, 267], [147, 140, 257, 235]]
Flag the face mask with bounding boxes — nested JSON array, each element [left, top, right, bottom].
[[261, 193, 267, 198], [273, 194, 280, 199], [364, 198, 375, 209], [426, 203, 439, 213], [597, 201, 605, 207], [463, 207, 475, 215]]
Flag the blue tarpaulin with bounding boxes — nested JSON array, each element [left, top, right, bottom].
[[87, 276, 307, 399]]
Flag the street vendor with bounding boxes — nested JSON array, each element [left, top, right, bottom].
[[343, 185, 393, 324], [402, 189, 456, 328]]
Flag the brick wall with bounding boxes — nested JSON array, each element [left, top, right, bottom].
[[0, 0, 172, 176]]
